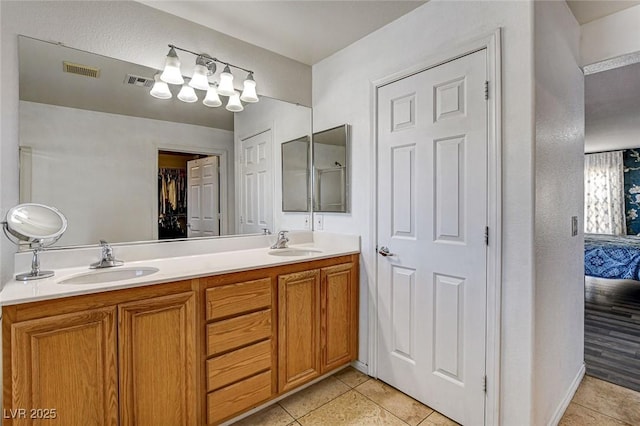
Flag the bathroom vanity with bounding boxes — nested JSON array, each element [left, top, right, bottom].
[[1, 234, 359, 426]]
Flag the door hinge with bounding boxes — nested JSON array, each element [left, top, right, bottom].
[[484, 81, 489, 100], [483, 375, 487, 393], [484, 226, 489, 246]]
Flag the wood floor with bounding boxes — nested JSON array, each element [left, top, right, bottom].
[[584, 277, 640, 392]]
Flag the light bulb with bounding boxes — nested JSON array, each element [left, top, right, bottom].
[[189, 56, 211, 91], [225, 91, 244, 112], [203, 84, 222, 107], [150, 73, 172, 99], [218, 65, 236, 97], [160, 47, 184, 85], [240, 72, 259, 103], [177, 80, 198, 103]]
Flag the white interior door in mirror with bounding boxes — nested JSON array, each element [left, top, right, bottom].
[[187, 156, 220, 237], [239, 130, 273, 234]]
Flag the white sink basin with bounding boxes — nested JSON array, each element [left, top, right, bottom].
[[268, 248, 322, 257], [58, 267, 159, 285]]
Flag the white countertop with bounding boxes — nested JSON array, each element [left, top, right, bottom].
[[1, 232, 360, 306]]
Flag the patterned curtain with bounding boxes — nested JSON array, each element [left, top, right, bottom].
[[585, 151, 626, 235]]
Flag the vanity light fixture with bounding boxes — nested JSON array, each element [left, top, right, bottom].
[[154, 44, 259, 111], [217, 65, 236, 97], [189, 55, 214, 91], [240, 72, 259, 103], [177, 79, 198, 103], [203, 84, 223, 107], [150, 73, 172, 99], [226, 91, 244, 112], [160, 46, 184, 85]]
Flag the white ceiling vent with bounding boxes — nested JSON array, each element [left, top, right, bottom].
[[124, 74, 155, 88], [63, 61, 100, 78]]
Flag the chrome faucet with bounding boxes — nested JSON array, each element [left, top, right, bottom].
[[270, 231, 289, 249], [90, 240, 124, 269]]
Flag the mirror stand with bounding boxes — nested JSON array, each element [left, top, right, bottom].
[[16, 246, 54, 281], [2, 224, 58, 281], [2, 203, 68, 281]]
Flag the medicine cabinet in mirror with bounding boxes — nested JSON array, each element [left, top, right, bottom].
[[313, 125, 350, 213], [17, 35, 312, 248], [281, 136, 311, 212]]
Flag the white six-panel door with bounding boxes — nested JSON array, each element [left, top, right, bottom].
[[376, 49, 488, 425], [239, 130, 273, 234], [187, 156, 220, 237]]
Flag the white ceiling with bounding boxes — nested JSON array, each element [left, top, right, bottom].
[[140, 1, 427, 65], [566, 0, 640, 24], [142, 1, 640, 65]]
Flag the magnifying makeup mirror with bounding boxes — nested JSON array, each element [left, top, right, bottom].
[[2, 203, 68, 281]]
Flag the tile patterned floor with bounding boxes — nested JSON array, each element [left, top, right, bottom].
[[232, 369, 640, 425], [560, 375, 640, 426]]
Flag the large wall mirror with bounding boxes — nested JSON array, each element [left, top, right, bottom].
[[18, 35, 312, 248], [313, 125, 349, 213]]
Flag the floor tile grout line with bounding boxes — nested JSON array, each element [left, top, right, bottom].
[[277, 402, 297, 422], [291, 387, 410, 425], [569, 401, 635, 425], [334, 372, 371, 389], [282, 382, 353, 420], [353, 380, 436, 425], [351, 385, 415, 425]]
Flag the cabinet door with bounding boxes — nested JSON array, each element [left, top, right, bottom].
[[278, 269, 321, 392], [321, 263, 358, 372], [118, 292, 196, 426], [11, 307, 118, 425]]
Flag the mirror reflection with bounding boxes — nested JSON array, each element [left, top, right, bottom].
[[18, 36, 312, 247], [282, 137, 311, 212], [313, 125, 350, 213]]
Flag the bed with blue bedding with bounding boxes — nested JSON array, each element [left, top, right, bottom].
[[585, 233, 640, 280]]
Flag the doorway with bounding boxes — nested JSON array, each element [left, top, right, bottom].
[[158, 150, 220, 239], [376, 49, 489, 425], [238, 129, 273, 234], [583, 59, 640, 393]]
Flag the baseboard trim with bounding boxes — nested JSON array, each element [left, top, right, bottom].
[[548, 363, 585, 426], [351, 360, 368, 375]]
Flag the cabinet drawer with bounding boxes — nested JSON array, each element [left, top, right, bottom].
[[206, 278, 271, 321], [207, 370, 272, 425], [207, 309, 272, 355], [207, 339, 271, 391]]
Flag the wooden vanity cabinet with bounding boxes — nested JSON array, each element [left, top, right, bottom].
[[278, 259, 359, 393], [118, 291, 197, 426], [203, 254, 359, 425], [320, 262, 358, 373], [9, 307, 119, 426], [2, 280, 197, 426], [2, 254, 359, 426], [278, 269, 322, 392], [203, 273, 277, 425]]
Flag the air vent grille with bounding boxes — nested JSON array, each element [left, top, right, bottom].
[[125, 74, 155, 88], [63, 61, 100, 78]]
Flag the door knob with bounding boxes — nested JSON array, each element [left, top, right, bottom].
[[378, 246, 395, 257]]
